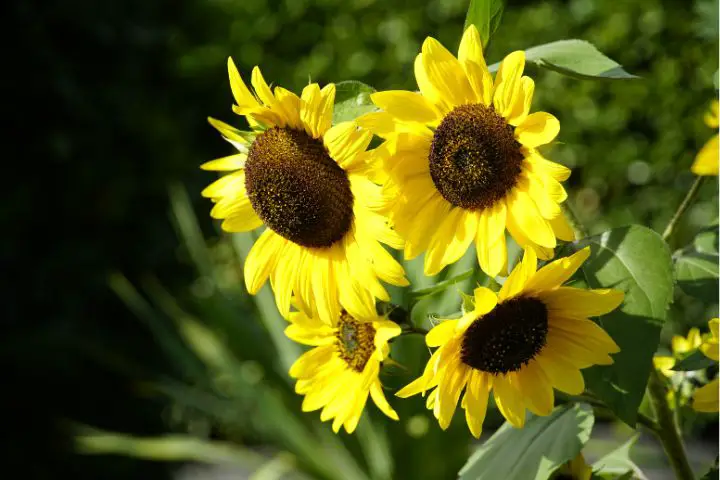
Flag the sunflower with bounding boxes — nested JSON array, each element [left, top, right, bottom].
[[693, 318, 719, 413], [285, 300, 401, 433], [397, 247, 623, 437], [202, 59, 408, 324], [358, 25, 574, 277], [691, 100, 719, 176]]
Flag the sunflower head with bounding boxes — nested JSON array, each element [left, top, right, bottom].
[[200, 59, 408, 324], [286, 304, 402, 433], [358, 25, 573, 278], [397, 247, 624, 437]]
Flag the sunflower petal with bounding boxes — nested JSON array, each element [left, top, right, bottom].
[[493, 374, 526, 428], [492, 51, 525, 118], [227, 58, 258, 111], [515, 112, 560, 147], [421, 37, 475, 108], [498, 248, 537, 301], [525, 247, 590, 292], [539, 287, 625, 318], [244, 230, 284, 294], [371, 90, 441, 125], [464, 372, 490, 438], [427, 320, 458, 347]]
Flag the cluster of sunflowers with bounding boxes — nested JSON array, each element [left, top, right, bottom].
[[200, 25, 714, 438]]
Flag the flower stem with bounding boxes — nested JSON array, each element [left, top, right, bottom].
[[646, 369, 695, 480], [662, 176, 705, 242]]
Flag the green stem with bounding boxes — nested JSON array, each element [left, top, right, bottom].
[[646, 369, 695, 480], [662, 176, 705, 242]]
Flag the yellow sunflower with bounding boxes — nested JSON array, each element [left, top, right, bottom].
[[202, 59, 408, 324], [691, 100, 719, 176], [693, 318, 719, 413], [397, 247, 623, 437], [285, 299, 401, 433], [358, 25, 574, 277]]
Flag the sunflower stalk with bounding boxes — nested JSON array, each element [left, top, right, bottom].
[[646, 369, 695, 480], [661, 176, 706, 242]]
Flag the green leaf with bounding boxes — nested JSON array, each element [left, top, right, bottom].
[[464, 0, 504, 49], [674, 224, 719, 302], [592, 435, 645, 479], [488, 40, 638, 80], [332, 80, 377, 124], [458, 403, 594, 480], [562, 225, 673, 426], [672, 349, 716, 371]]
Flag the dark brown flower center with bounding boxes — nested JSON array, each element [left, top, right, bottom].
[[429, 103, 523, 210], [336, 312, 376, 372], [244, 127, 353, 248], [461, 296, 548, 374]]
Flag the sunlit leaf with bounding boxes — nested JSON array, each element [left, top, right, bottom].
[[561, 225, 673, 426], [458, 403, 594, 480], [489, 40, 638, 80], [333, 80, 377, 124], [464, 0, 504, 48]]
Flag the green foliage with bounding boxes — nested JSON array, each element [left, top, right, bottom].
[[562, 226, 673, 426], [522, 40, 638, 80], [332, 80, 377, 124], [458, 403, 594, 480], [464, 0, 504, 49], [674, 223, 719, 302]]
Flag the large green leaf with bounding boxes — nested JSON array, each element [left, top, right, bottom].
[[464, 0, 504, 49], [332, 80, 377, 124], [458, 403, 594, 480], [489, 40, 637, 80], [674, 224, 719, 302], [562, 225, 673, 426]]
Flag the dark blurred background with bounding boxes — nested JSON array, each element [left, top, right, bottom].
[[3, 0, 718, 478]]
